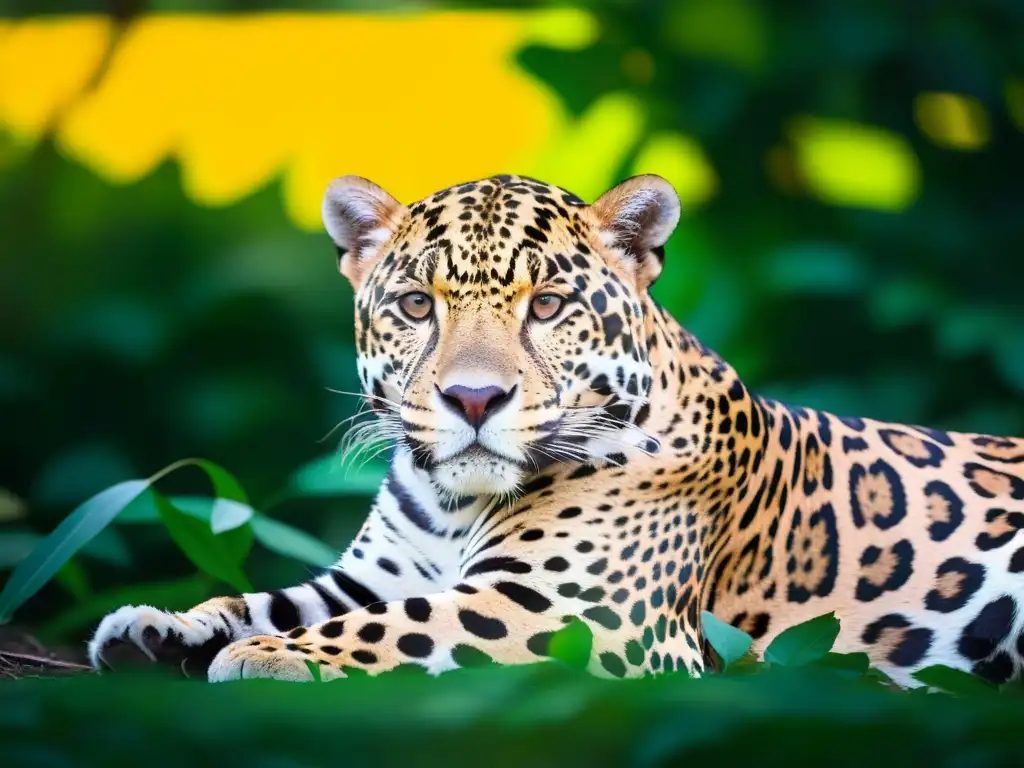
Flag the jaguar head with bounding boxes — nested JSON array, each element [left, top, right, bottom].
[[323, 174, 679, 499]]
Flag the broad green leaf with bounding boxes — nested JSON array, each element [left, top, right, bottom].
[[155, 494, 253, 593], [121, 495, 334, 569], [913, 664, 997, 697], [0, 479, 149, 623], [114, 490, 163, 524], [141, 458, 250, 516], [764, 612, 840, 667], [250, 515, 337, 568], [289, 453, 387, 498], [210, 499, 254, 533], [106, 458, 251, 527], [0, 529, 131, 571], [701, 610, 753, 667], [174, 458, 250, 506], [117, 493, 224, 524], [547, 619, 593, 670]]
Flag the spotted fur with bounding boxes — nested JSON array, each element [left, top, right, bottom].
[[90, 174, 1024, 688]]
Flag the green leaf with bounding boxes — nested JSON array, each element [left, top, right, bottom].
[[250, 515, 337, 568], [289, 453, 387, 498], [16, 458, 253, 620], [209, 499, 254, 533], [547, 619, 593, 671], [0, 479, 149, 623], [811, 651, 871, 679], [863, 666, 898, 688], [179, 458, 250, 506], [117, 494, 233, 525], [1, 529, 131, 571], [716, 655, 763, 677], [155, 494, 253, 593], [764, 613, 840, 667], [304, 659, 323, 683], [113, 490, 163, 524], [913, 664, 997, 697], [701, 610, 753, 667], [120, 494, 335, 569], [138, 458, 251, 522]]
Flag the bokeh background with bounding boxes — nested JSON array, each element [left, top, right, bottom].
[[1, 0, 1022, 643]]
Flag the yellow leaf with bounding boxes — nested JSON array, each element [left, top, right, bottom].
[[788, 116, 920, 212], [0, 16, 112, 142], [47, 11, 594, 227], [913, 92, 989, 151]]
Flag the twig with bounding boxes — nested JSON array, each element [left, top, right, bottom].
[[0, 651, 92, 672]]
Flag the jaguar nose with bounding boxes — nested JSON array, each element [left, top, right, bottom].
[[438, 384, 515, 428]]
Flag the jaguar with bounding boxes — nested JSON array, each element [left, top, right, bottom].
[[89, 173, 1024, 687]]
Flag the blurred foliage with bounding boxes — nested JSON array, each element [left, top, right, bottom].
[[0, 456, 378, 627], [5, 616, 1024, 766], [1, 0, 1023, 654], [0, 9, 599, 224]]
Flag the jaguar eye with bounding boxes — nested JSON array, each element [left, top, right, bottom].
[[530, 293, 565, 322], [399, 292, 433, 321]]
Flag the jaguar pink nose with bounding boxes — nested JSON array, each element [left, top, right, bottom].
[[438, 384, 514, 428]]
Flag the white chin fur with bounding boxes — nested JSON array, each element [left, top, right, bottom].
[[433, 452, 522, 497]]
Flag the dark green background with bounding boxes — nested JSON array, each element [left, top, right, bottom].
[[2, 0, 1023, 643]]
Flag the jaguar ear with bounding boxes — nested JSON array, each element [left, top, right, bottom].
[[322, 176, 406, 288], [591, 174, 680, 288]]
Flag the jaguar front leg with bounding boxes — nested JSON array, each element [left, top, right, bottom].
[[86, 568, 385, 675], [208, 555, 707, 683], [89, 453, 480, 674], [207, 579, 572, 682]]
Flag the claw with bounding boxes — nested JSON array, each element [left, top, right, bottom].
[[129, 632, 158, 663]]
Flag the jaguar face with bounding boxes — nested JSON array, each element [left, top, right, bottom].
[[323, 174, 679, 499]]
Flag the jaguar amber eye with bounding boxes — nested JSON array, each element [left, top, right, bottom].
[[530, 293, 565, 321], [399, 292, 433, 321]]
